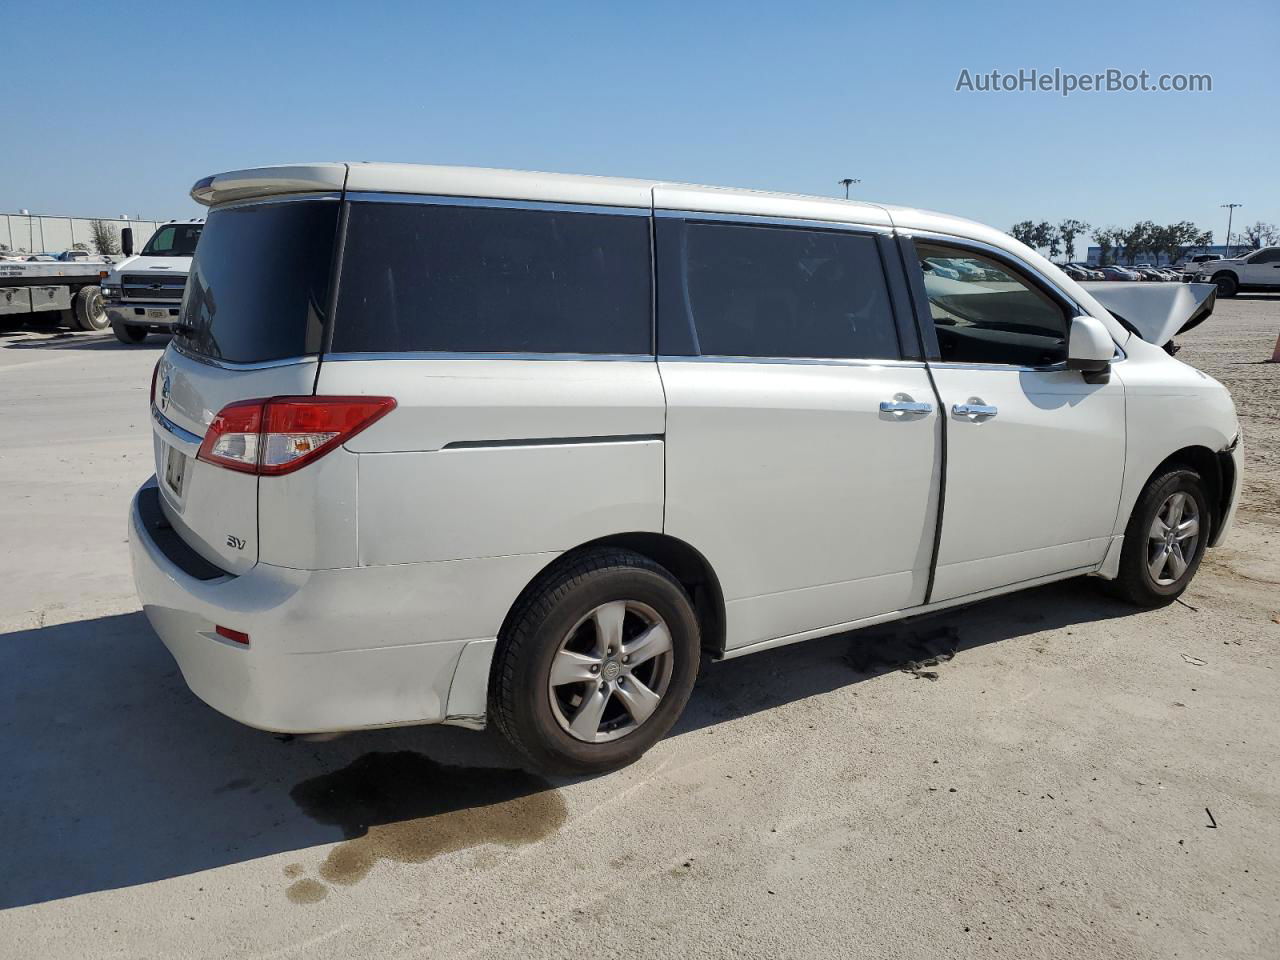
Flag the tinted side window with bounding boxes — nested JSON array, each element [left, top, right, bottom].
[[916, 242, 1068, 367], [656, 219, 899, 360], [333, 202, 651, 355], [1250, 248, 1280, 264]]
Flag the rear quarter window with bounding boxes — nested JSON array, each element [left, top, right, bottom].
[[177, 200, 338, 363], [331, 201, 652, 355]]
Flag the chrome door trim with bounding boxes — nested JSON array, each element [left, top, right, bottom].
[[655, 207, 892, 236], [658, 354, 927, 368], [320, 351, 655, 363], [441, 433, 664, 451], [345, 191, 651, 217]]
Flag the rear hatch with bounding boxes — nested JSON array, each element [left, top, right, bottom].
[[151, 196, 340, 574]]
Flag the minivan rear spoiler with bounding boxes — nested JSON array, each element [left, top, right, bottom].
[[191, 164, 349, 206], [1078, 281, 1217, 347]]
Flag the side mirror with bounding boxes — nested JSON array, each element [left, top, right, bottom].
[[1067, 314, 1114, 376], [121, 227, 134, 257]]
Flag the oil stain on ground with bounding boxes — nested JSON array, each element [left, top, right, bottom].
[[289, 751, 566, 890]]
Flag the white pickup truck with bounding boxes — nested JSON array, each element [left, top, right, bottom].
[[101, 219, 203, 344], [1184, 246, 1280, 297]]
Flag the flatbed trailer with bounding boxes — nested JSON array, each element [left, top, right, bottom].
[[0, 260, 109, 331]]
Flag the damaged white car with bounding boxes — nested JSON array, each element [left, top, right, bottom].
[[128, 163, 1242, 773]]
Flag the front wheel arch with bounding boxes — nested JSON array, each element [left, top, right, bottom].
[[1136, 445, 1225, 542], [1209, 271, 1239, 296]]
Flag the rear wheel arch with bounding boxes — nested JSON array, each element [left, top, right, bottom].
[[497, 532, 726, 660]]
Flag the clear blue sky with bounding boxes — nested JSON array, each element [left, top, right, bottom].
[[4, 0, 1276, 244]]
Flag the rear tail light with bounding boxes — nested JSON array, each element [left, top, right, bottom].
[[197, 396, 395, 476]]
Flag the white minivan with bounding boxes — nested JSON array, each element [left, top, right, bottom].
[[130, 163, 1242, 774]]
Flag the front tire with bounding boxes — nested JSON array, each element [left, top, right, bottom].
[[112, 321, 148, 344], [490, 549, 701, 776], [1109, 467, 1211, 607], [1211, 272, 1238, 298]]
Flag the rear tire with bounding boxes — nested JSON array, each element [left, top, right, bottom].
[[112, 321, 148, 344], [490, 548, 701, 776], [1211, 272, 1238, 298], [73, 285, 109, 331], [1108, 467, 1211, 607]]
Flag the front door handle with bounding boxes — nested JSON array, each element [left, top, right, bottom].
[[880, 399, 933, 416], [953, 402, 998, 420]]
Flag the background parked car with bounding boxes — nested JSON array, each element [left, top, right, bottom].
[[1102, 265, 1140, 281]]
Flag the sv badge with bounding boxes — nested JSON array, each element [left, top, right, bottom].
[[226, 535, 246, 551]]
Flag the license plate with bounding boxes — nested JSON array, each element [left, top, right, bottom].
[[165, 445, 187, 497], [147, 309, 167, 319]]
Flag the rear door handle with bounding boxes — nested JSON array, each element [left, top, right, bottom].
[[879, 400, 933, 415], [953, 402, 998, 420]]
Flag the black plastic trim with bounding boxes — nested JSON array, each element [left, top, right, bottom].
[[894, 235, 947, 604], [136, 485, 229, 582]]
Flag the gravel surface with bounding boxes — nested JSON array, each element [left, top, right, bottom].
[[1, 297, 1277, 960]]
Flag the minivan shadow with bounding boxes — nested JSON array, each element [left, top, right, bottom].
[[1, 331, 170, 352], [674, 577, 1137, 735], [0, 611, 537, 910], [0, 578, 1135, 909]]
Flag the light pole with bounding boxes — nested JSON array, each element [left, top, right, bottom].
[[838, 178, 861, 200], [1221, 203, 1242, 257]]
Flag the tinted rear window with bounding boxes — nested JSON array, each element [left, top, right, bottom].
[[332, 201, 651, 355], [656, 219, 900, 360], [176, 200, 338, 363]]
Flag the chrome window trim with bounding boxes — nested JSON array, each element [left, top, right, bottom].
[[152, 404, 203, 444], [658, 354, 926, 369], [321, 351, 654, 363], [208, 192, 341, 213], [171, 342, 320, 371], [655, 207, 892, 236], [901, 228, 1091, 317], [345, 191, 650, 217], [902, 228, 1131, 372]]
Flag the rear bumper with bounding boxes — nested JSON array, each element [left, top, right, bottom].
[[128, 478, 526, 734]]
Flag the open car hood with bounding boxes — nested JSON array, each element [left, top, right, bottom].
[[1078, 281, 1217, 347]]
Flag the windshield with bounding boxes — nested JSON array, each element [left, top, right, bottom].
[[141, 223, 203, 257], [175, 199, 338, 363]]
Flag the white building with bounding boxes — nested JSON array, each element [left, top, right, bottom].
[[0, 212, 166, 255]]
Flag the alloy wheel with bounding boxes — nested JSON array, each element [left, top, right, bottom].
[[548, 600, 675, 743], [1147, 491, 1200, 586]]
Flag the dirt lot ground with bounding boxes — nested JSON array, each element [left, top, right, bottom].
[[1, 297, 1277, 960]]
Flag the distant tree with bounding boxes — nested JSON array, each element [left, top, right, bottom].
[[1119, 220, 1158, 264], [1242, 221, 1279, 250], [1058, 219, 1090, 263], [1030, 221, 1057, 258], [1010, 221, 1037, 247], [1091, 225, 1122, 265], [89, 219, 120, 255]]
